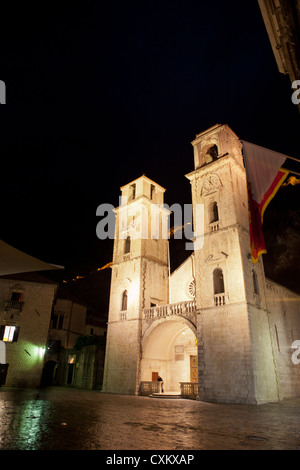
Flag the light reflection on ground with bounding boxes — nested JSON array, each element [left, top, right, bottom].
[[0, 387, 300, 450]]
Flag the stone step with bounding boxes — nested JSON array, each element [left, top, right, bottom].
[[149, 392, 182, 399]]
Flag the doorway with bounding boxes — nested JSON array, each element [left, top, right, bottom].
[[67, 363, 74, 385], [190, 355, 198, 382], [40, 360, 57, 387], [141, 319, 197, 393]]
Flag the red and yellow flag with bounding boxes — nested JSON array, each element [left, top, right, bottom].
[[242, 141, 289, 263]]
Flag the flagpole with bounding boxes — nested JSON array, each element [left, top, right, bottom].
[[283, 155, 300, 163], [283, 168, 300, 176]]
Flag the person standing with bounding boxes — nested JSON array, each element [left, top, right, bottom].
[[157, 375, 164, 393]]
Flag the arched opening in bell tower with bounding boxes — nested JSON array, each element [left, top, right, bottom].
[[140, 319, 197, 393]]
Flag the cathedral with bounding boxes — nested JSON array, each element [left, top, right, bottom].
[[102, 123, 300, 404]]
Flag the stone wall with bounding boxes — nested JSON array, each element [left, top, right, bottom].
[[103, 319, 141, 394], [265, 279, 300, 399], [197, 303, 258, 404], [72, 344, 105, 389], [56, 344, 106, 389]]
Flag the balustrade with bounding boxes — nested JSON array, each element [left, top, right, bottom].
[[139, 381, 198, 399], [214, 293, 226, 306], [143, 300, 196, 321], [209, 221, 219, 232], [139, 381, 160, 395], [120, 311, 127, 320], [180, 382, 198, 398], [143, 296, 229, 316]]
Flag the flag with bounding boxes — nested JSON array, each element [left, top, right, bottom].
[[241, 141, 289, 263]]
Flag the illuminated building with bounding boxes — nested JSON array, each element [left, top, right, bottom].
[[102, 124, 300, 404], [47, 289, 107, 388], [0, 276, 107, 388], [0, 272, 57, 387], [258, 0, 300, 111]]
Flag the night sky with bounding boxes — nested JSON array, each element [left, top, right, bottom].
[[0, 1, 299, 311]]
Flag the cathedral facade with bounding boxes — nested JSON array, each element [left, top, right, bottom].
[[102, 124, 300, 404]]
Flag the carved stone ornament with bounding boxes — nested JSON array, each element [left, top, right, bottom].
[[186, 279, 196, 299], [205, 251, 228, 264]]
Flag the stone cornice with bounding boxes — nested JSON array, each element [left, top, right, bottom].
[[185, 153, 245, 181]]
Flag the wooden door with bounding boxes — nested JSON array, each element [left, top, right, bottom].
[[152, 372, 158, 381], [190, 356, 198, 382]]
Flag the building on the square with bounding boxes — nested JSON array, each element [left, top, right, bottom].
[[102, 123, 300, 404], [258, 0, 300, 111], [0, 272, 57, 388], [44, 288, 107, 388], [0, 275, 107, 389]]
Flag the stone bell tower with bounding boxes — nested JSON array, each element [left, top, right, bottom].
[[186, 124, 280, 404], [102, 175, 170, 394]]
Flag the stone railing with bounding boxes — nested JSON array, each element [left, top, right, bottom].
[[180, 382, 198, 399], [214, 293, 226, 307], [140, 381, 199, 399], [209, 221, 219, 232], [143, 300, 197, 326], [120, 311, 127, 320], [139, 381, 160, 396]]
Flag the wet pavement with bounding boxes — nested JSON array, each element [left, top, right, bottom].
[[0, 386, 300, 450]]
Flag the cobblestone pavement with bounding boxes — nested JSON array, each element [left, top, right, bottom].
[[0, 386, 300, 450]]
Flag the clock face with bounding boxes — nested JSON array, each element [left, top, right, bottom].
[[203, 174, 219, 191]]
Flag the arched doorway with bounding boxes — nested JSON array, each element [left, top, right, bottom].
[[140, 318, 197, 393]]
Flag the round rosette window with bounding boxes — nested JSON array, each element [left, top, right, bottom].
[[186, 279, 195, 299]]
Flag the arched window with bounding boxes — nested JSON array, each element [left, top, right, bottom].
[[131, 183, 136, 200], [121, 290, 128, 311], [213, 268, 225, 294], [207, 144, 218, 160], [209, 201, 219, 223], [205, 144, 218, 163], [150, 184, 155, 200], [124, 236, 131, 254], [252, 269, 259, 295]]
